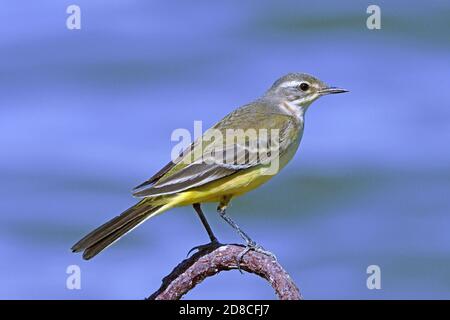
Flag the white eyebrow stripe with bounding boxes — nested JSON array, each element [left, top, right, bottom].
[[279, 80, 305, 88]]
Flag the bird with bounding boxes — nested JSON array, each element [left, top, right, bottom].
[[72, 73, 348, 260]]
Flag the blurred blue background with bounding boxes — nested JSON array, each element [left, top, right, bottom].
[[1, 0, 449, 299]]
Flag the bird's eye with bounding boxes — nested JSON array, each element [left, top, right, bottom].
[[299, 82, 310, 91]]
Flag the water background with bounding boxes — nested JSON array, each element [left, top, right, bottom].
[[1, 0, 450, 299]]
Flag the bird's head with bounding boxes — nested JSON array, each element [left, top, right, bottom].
[[265, 73, 348, 107]]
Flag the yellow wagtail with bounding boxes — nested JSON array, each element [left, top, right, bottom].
[[72, 73, 347, 260]]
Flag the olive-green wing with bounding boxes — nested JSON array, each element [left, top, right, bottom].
[[132, 104, 297, 198]]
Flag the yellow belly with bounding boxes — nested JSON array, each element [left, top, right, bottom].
[[174, 136, 301, 206], [174, 167, 271, 205]]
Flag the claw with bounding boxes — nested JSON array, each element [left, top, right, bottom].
[[236, 242, 276, 273], [187, 240, 222, 257]]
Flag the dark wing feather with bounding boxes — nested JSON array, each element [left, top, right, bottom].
[[133, 163, 236, 197], [133, 160, 176, 191], [132, 141, 197, 192]]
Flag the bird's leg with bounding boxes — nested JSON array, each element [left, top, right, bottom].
[[217, 201, 276, 271], [194, 203, 218, 243], [187, 203, 222, 256]]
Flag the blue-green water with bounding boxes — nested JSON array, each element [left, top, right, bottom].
[[1, 0, 450, 299]]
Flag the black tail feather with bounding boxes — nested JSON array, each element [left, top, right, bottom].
[[80, 214, 149, 260], [72, 200, 161, 260]]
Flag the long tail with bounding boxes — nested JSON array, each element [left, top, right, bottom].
[[71, 199, 163, 260]]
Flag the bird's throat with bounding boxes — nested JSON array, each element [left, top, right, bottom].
[[280, 100, 308, 122]]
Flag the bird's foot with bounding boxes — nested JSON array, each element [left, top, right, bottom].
[[187, 239, 222, 257], [236, 241, 277, 273]]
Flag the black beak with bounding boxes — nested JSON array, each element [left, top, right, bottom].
[[319, 87, 349, 95]]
